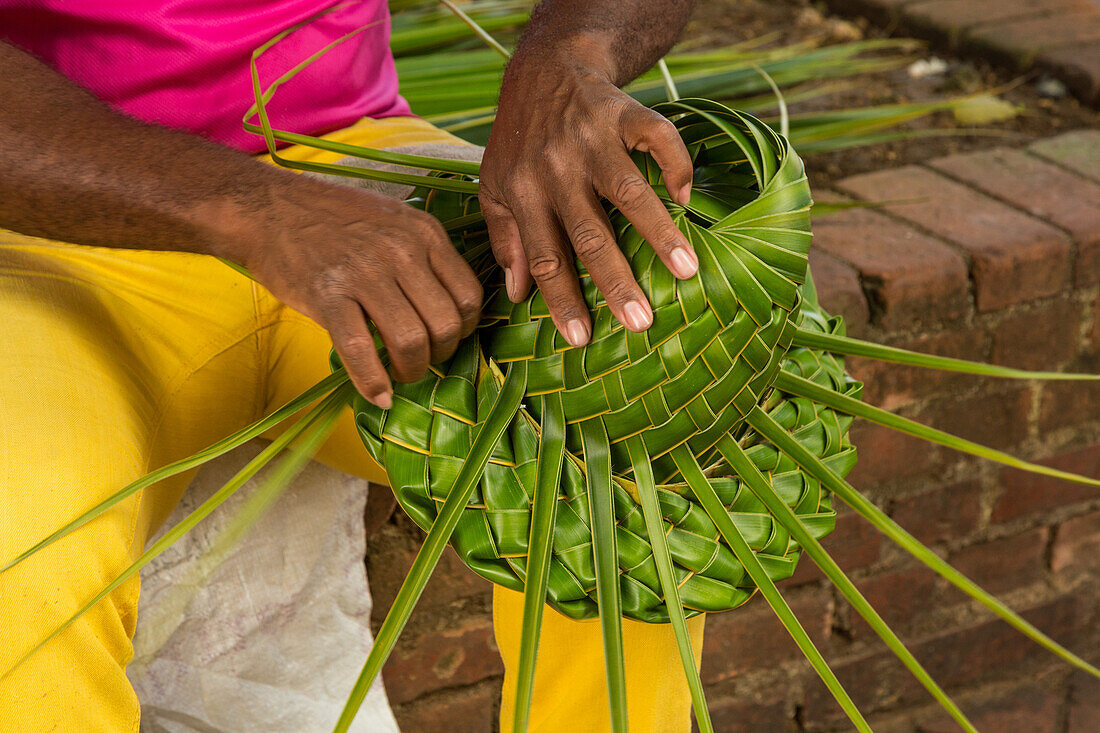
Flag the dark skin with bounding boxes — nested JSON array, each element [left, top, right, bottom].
[[0, 0, 695, 408]]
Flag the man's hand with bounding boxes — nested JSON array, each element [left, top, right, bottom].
[[479, 0, 696, 346], [231, 180, 483, 408], [0, 41, 481, 408]]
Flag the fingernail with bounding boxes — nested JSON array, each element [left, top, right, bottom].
[[565, 318, 590, 347], [677, 184, 692, 206], [504, 267, 517, 301], [622, 301, 652, 331], [371, 391, 393, 410], [669, 246, 698, 279]]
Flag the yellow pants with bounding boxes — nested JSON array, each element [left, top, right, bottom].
[[0, 116, 704, 732]]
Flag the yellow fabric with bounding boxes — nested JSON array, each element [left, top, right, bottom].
[[495, 588, 706, 733], [0, 114, 703, 733]]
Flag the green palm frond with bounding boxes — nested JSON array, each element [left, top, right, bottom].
[[6, 6, 1098, 733]]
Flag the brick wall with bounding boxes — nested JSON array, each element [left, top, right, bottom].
[[364, 130, 1100, 732], [823, 0, 1100, 105]]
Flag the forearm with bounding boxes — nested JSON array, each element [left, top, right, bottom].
[[0, 41, 292, 264], [509, 0, 694, 86]]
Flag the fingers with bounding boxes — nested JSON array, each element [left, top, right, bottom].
[[398, 271, 464, 365], [357, 283, 432, 384], [619, 104, 694, 207], [511, 200, 591, 347], [427, 236, 484, 338], [594, 149, 698, 281], [327, 299, 392, 409], [480, 193, 531, 302], [553, 179, 652, 332]]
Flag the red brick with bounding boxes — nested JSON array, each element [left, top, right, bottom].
[[1029, 130, 1100, 183], [1068, 670, 1100, 732], [992, 444, 1100, 522], [846, 328, 990, 410], [836, 166, 1071, 312], [947, 527, 1049, 595], [991, 300, 1081, 371], [803, 595, 1081, 724], [914, 384, 1032, 451], [913, 677, 1063, 733], [846, 420, 940, 487], [1092, 290, 1100, 353], [891, 480, 983, 546], [810, 249, 870, 333], [903, 0, 1089, 47], [970, 10, 1100, 65], [365, 481, 397, 538], [1039, 379, 1100, 433], [851, 564, 943, 633], [786, 510, 885, 586], [1040, 41, 1100, 106], [930, 148, 1100, 287], [384, 616, 503, 704], [393, 682, 498, 733], [705, 685, 794, 731], [1052, 510, 1100, 575], [367, 520, 492, 627], [812, 205, 969, 329], [701, 589, 832, 682], [921, 595, 1082, 689]]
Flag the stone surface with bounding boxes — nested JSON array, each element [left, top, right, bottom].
[[1029, 129, 1100, 180], [836, 166, 1072, 312], [812, 203, 969, 328], [930, 148, 1100, 287]]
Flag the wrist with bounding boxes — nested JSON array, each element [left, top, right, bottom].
[[188, 168, 297, 269], [508, 30, 621, 86]]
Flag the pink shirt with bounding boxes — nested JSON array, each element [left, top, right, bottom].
[[0, 1, 411, 153]]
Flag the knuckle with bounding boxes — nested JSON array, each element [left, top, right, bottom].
[[431, 315, 462, 345], [390, 328, 429, 358], [341, 335, 377, 358], [568, 220, 609, 258], [455, 288, 483, 317], [654, 224, 684, 252], [653, 117, 680, 144], [602, 278, 637, 305], [612, 175, 650, 209], [528, 250, 569, 280]]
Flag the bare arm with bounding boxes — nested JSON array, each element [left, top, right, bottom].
[[0, 41, 483, 406], [479, 0, 696, 347]]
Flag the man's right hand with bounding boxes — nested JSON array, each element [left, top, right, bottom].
[[0, 42, 483, 410], [228, 179, 484, 409]]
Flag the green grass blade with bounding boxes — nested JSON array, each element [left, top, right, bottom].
[[244, 12, 480, 191], [657, 58, 680, 102], [746, 407, 1100, 678], [333, 361, 528, 733], [715, 435, 976, 731], [626, 437, 712, 733], [512, 392, 566, 733], [2, 385, 350, 681], [581, 419, 628, 733], [669, 445, 872, 732], [793, 329, 1100, 381], [774, 371, 1100, 488], [246, 126, 483, 175], [1, 370, 349, 574], [437, 0, 513, 59]]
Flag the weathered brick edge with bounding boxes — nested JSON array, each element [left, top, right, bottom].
[[823, 0, 1100, 106], [365, 130, 1100, 732]]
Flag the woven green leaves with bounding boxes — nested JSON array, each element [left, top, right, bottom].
[[348, 99, 841, 622]]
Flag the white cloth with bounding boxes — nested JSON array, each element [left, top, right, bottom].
[[127, 440, 401, 733]]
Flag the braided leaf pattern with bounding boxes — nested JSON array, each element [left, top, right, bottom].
[[347, 100, 862, 621]]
